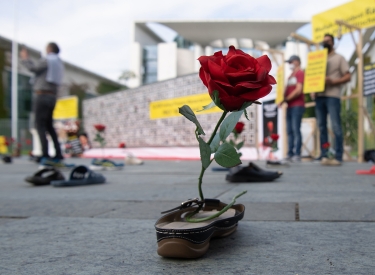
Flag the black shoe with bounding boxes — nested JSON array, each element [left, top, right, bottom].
[[226, 162, 282, 183], [364, 149, 375, 163], [2, 155, 12, 163]]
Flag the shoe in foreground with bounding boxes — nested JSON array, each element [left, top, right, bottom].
[[155, 199, 245, 259]]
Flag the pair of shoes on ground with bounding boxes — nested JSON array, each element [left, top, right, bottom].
[[90, 158, 124, 170], [39, 157, 75, 169], [25, 166, 106, 187], [226, 162, 282, 182], [321, 157, 342, 166], [155, 198, 245, 259]]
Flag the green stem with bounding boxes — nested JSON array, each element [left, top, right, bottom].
[[197, 111, 228, 201], [186, 190, 247, 223]]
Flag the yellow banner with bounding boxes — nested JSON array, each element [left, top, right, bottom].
[[0, 136, 8, 154], [53, 96, 78, 120], [150, 93, 221, 120], [303, 49, 328, 94], [312, 0, 375, 42], [276, 66, 284, 104]]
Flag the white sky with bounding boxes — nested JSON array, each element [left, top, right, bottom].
[[0, 0, 354, 82]]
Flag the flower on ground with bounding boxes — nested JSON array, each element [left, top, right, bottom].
[[198, 45, 276, 111], [94, 124, 106, 132], [270, 133, 279, 141], [322, 142, 330, 149], [233, 122, 245, 134], [119, 142, 126, 148]]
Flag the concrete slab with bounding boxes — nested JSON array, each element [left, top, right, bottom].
[[0, 217, 374, 275], [300, 202, 375, 221]]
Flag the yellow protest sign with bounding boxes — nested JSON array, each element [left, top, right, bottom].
[[53, 96, 78, 120], [150, 93, 221, 120], [303, 49, 328, 94], [0, 136, 8, 154], [312, 0, 375, 42], [276, 66, 284, 104]]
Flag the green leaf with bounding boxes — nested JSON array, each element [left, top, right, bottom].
[[211, 90, 226, 111], [198, 137, 212, 169], [229, 139, 235, 146], [197, 101, 216, 112], [236, 141, 244, 150], [210, 133, 221, 153], [178, 105, 205, 135], [219, 110, 243, 142], [214, 143, 242, 168]]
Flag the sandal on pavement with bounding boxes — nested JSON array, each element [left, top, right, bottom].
[[356, 166, 375, 175], [155, 198, 245, 259], [226, 162, 282, 183], [25, 167, 65, 186], [51, 165, 106, 187]]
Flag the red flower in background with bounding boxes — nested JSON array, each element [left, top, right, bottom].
[[198, 46, 276, 111], [270, 133, 279, 141], [322, 142, 330, 149], [233, 122, 245, 134], [119, 142, 126, 148], [94, 124, 106, 132]]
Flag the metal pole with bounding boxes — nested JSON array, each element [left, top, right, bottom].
[[357, 29, 364, 163], [11, 0, 19, 147]]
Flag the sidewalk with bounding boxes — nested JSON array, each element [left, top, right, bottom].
[[0, 158, 374, 274]]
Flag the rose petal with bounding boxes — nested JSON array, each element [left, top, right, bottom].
[[207, 60, 228, 83], [219, 94, 246, 111], [257, 55, 272, 73], [267, 75, 277, 85], [199, 67, 208, 87], [238, 85, 272, 101]]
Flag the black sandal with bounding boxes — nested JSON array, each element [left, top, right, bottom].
[[155, 199, 245, 259], [25, 167, 65, 186]]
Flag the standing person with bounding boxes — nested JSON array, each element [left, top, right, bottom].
[[282, 55, 305, 162], [20, 42, 65, 164], [312, 34, 351, 165]]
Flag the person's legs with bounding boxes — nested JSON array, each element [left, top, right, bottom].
[[35, 96, 49, 158], [286, 108, 294, 158], [292, 106, 305, 157], [327, 97, 343, 161], [44, 95, 63, 159], [315, 97, 329, 158]]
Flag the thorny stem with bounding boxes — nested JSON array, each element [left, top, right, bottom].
[[197, 111, 228, 201]]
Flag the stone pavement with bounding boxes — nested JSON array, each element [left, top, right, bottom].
[[0, 157, 375, 274]]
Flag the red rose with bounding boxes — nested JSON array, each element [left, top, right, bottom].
[[270, 134, 279, 141], [198, 45, 276, 111], [322, 142, 330, 149], [233, 122, 245, 134], [94, 124, 106, 132], [119, 142, 126, 148]]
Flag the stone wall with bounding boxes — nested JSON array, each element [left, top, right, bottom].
[[83, 73, 257, 148]]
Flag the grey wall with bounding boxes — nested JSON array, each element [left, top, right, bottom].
[[83, 73, 256, 148]]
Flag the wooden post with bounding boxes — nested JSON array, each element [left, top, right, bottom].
[[335, 20, 364, 162]]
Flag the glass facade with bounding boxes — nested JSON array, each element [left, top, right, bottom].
[[142, 45, 158, 85]]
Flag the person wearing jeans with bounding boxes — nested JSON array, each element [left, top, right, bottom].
[[282, 55, 305, 162], [21, 42, 65, 162], [312, 34, 351, 165]]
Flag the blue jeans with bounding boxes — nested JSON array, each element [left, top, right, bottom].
[[315, 97, 343, 161], [287, 106, 305, 157]]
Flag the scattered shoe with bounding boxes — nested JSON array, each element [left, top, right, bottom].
[[266, 159, 290, 167], [292, 155, 301, 162], [125, 154, 143, 165], [25, 167, 64, 186], [89, 158, 124, 170], [321, 158, 342, 166], [39, 157, 75, 169], [2, 155, 12, 163], [364, 149, 375, 163], [51, 165, 106, 187], [356, 166, 375, 175], [155, 198, 245, 259], [226, 162, 282, 183]]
